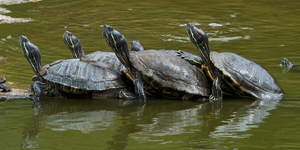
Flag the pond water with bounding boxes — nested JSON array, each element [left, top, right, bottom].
[[1, 0, 300, 149]]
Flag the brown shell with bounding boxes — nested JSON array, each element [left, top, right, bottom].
[[129, 50, 211, 97], [43, 59, 126, 93], [211, 51, 283, 99]]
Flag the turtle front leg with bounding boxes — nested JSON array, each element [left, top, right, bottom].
[[0, 84, 11, 92], [209, 77, 223, 102], [115, 89, 137, 99], [131, 70, 146, 101], [176, 50, 203, 68], [30, 81, 60, 101]]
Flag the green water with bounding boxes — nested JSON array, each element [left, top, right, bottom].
[[1, 0, 300, 149]]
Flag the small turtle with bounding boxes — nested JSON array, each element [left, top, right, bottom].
[[0, 77, 11, 92], [280, 58, 300, 73], [103, 25, 212, 100], [186, 23, 283, 101], [19, 35, 136, 100]]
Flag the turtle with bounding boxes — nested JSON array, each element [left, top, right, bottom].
[[280, 58, 300, 73], [102, 25, 212, 100], [185, 23, 283, 101], [0, 77, 11, 92], [19, 35, 136, 101], [63, 30, 126, 72]]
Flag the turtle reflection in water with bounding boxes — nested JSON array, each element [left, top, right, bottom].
[[103, 25, 212, 101], [19, 35, 136, 101], [185, 23, 283, 101]]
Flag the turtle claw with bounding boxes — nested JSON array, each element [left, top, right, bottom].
[[176, 50, 184, 56], [29, 94, 40, 101], [0, 84, 11, 92]]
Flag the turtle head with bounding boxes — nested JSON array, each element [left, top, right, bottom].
[[186, 23, 210, 62], [63, 31, 85, 58], [280, 58, 293, 73], [131, 40, 144, 51], [103, 25, 128, 49], [103, 25, 131, 69], [19, 35, 43, 76], [281, 58, 293, 68]]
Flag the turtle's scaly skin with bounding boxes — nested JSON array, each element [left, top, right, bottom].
[[186, 23, 283, 101], [103, 25, 211, 100]]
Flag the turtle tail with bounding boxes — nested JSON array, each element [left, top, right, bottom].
[[131, 40, 144, 51]]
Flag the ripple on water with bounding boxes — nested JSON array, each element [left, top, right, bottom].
[[46, 110, 117, 134]]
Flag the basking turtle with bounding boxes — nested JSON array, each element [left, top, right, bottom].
[[63, 31, 203, 70], [63, 31, 126, 72], [280, 58, 300, 72], [19, 35, 136, 100], [103, 25, 212, 100], [186, 23, 283, 101], [0, 77, 11, 92]]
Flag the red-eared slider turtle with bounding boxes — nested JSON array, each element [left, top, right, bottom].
[[63, 31, 126, 72], [19, 35, 136, 101], [103, 25, 211, 100], [186, 23, 283, 101], [280, 58, 300, 73], [0, 77, 11, 92]]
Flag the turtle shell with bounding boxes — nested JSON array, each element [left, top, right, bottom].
[[210, 51, 283, 99], [86, 51, 126, 72], [129, 50, 211, 97], [43, 59, 126, 94]]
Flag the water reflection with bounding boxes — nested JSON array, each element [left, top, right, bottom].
[[20, 99, 147, 149], [19, 98, 280, 149], [188, 99, 280, 149]]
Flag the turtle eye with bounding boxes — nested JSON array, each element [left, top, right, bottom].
[[107, 26, 114, 31], [118, 35, 123, 40]]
